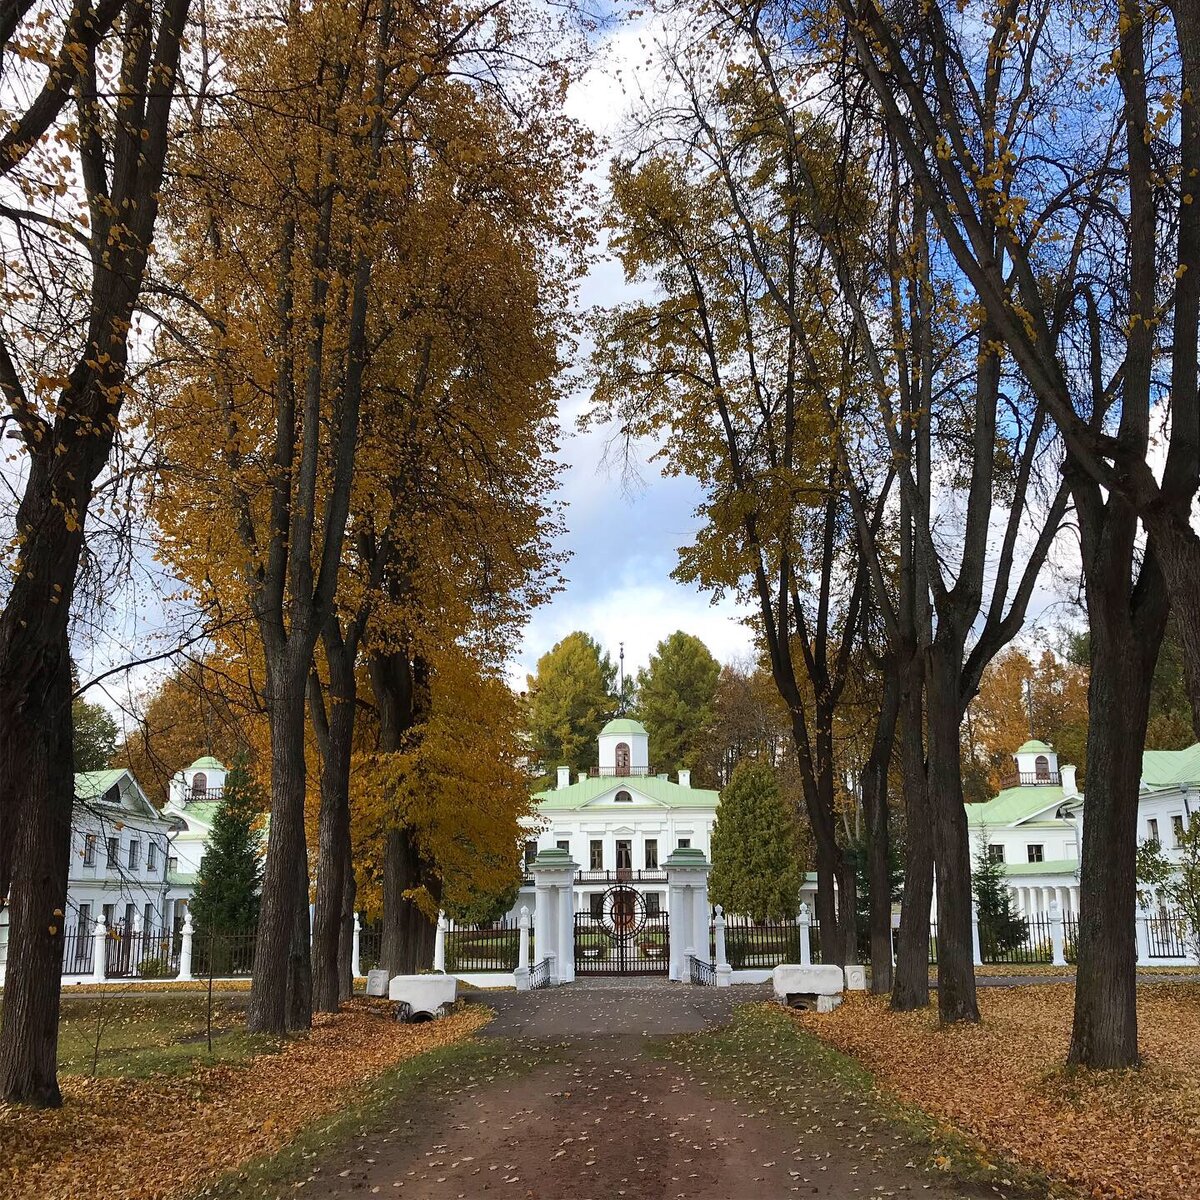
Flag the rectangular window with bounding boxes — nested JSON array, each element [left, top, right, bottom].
[[124, 902, 136, 930], [167, 855, 178, 875], [83, 834, 96, 867], [590, 839, 603, 870], [556, 839, 570, 852], [147, 841, 158, 871], [1172, 815, 1186, 845], [645, 839, 658, 869], [1148, 817, 1160, 843], [645, 893, 661, 917], [143, 903, 154, 932], [616, 840, 632, 870], [523, 840, 538, 868], [677, 838, 691, 850], [102, 903, 115, 928], [77, 902, 91, 933], [987, 844, 1005, 863], [589, 893, 604, 919], [1027, 844, 1044, 863], [128, 840, 141, 870], [106, 836, 119, 869]]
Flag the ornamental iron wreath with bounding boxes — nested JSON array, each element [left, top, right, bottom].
[[599, 886, 647, 938]]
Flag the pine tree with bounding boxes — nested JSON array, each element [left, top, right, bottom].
[[191, 760, 265, 936], [972, 832, 1028, 958], [634, 631, 720, 778], [709, 760, 803, 921]]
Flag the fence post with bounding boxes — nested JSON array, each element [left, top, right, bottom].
[[971, 901, 983, 967], [433, 910, 447, 973], [713, 905, 731, 987], [514, 905, 531, 991], [351, 911, 362, 978], [1049, 900, 1067, 967], [545, 949, 556, 987], [92, 914, 107, 984], [0, 907, 9, 986], [798, 902, 812, 967], [1135, 902, 1153, 966], [179, 912, 194, 982]]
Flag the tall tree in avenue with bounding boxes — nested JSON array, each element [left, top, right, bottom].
[[190, 759, 265, 935], [72, 700, 119, 774], [525, 632, 618, 781], [696, 662, 792, 788], [635, 631, 721, 777], [0, 0, 190, 1106], [813, 0, 1195, 1067], [710, 760, 804, 921]]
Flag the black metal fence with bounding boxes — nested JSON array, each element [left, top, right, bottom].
[[529, 957, 552, 989], [721, 915, 821, 968], [192, 931, 256, 977], [689, 953, 716, 985], [358, 927, 383, 974], [1147, 911, 1191, 958], [444, 918, 522, 972]]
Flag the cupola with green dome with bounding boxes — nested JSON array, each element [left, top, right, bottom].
[[598, 716, 649, 776]]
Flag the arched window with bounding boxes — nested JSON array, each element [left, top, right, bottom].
[[615, 743, 631, 774], [1034, 755, 1050, 782], [615, 790, 632, 803], [190, 772, 208, 799]]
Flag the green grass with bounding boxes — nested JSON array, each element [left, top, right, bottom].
[[653, 1003, 1069, 1198], [53, 993, 281, 1079], [192, 1034, 552, 1199]]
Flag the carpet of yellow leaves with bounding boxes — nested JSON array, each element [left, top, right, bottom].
[[794, 984, 1200, 1200], [0, 1004, 489, 1200]]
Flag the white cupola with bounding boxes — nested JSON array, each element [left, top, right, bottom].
[[598, 718, 650, 776], [1012, 740, 1059, 786]]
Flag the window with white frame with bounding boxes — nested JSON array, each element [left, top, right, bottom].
[[128, 840, 141, 870], [1172, 814, 1185, 845], [106, 836, 119, 869], [148, 841, 158, 871], [987, 844, 1005, 863], [83, 833, 96, 867], [1027, 844, 1045, 863], [1148, 817, 1160, 843]]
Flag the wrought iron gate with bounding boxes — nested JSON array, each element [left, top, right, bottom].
[[574, 886, 669, 975]]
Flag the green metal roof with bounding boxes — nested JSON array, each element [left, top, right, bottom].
[[965, 784, 1065, 828], [600, 718, 647, 736], [177, 801, 222, 828], [1140, 743, 1200, 790], [535, 775, 719, 811], [167, 870, 198, 887], [188, 756, 226, 771], [1002, 858, 1079, 876], [1015, 739, 1054, 754], [74, 769, 129, 802]]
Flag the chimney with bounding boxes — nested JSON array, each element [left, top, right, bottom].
[[577, 771, 587, 785], [557, 765, 570, 790], [678, 769, 691, 788], [1060, 764, 1078, 797]]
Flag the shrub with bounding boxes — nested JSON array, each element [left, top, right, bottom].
[[136, 956, 170, 979]]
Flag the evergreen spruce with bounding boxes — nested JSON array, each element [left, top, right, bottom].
[[190, 759, 264, 936], [709, 760, 803, 921], [972, 832, 1028, 958]]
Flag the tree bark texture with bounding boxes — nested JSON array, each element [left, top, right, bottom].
[[863, 669, 900, 994]]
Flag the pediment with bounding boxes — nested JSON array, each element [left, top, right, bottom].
[[580, 786, 669, 809]]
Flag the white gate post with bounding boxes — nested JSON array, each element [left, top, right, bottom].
[[971, 901, 983, 967], [713, 905, 731, 987], [130, 906, 144, 976], [92, 914, 108, 984], [665, 847, 712, 983], [514, 905, 531, 991], [1049, 900, 1067, 966], [351, 912, 362, 978], [798, 902, 812, 967], [432, 911, 448, 973], [178, 911, 194, 982], [0, 908, 8, 987], [529, 847, 578, 986], [1136, 901, 1153, 965]]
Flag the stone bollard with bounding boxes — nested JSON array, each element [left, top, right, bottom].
[[351, 912, 362, 978], [433, 911, 448, 973], [1049, 900, 1067, 967], [798, 902, 812, 966], [971, 901, 983, 967], [515, 905, 531, 991], [713, 905, 732, 987], [178, 912, 194, 982], [92, 915, 108, 984]]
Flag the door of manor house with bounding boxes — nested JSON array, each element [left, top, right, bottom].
[[574, 887, 669, 975]]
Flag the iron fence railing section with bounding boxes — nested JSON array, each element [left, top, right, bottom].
[[979, 914, 1055, 965], [358, 929, 383, 974], [574, 869, 668, 883], [1147, 911, 1190, 957], [444, 918, 522, 972], [529, 957, 552, 989], [192, 931, 256, 977], [688, 954, 716, 985], [721, 915, 819, 969]]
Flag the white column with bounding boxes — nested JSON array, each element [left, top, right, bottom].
[[351, 912, 362, 978], [1049, 900, 1067, 966], [533, 881, 552, 972], [665, 847, 713, 982], [432, 911, 447, 973], [798, 902, 812, 966], [1136, 901, 1153, 965], [1043, 887, 1055, 916], [668, 883, 690, 981], [691, 882, 710, 967], [713, 905, 731, 986], [970, 900, 983, 967], [178, 911, 193, 982], [515, 905, 531, 990], [130, 906, 144, 976], [557, 884, 575, 984], [544, 887, 559, 982]]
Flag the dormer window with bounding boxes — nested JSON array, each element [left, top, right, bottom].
[[615, 790, 632, 802]]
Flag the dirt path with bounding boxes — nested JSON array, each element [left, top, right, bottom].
[[289, 985, 1010, 1200]]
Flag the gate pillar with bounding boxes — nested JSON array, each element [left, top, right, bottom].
[[530, 847, 578, 985], [665, 847, 712, 982]]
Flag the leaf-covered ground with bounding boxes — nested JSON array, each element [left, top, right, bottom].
[[0, 1003, 488, 1200], [793, 983, 1200, 1200]]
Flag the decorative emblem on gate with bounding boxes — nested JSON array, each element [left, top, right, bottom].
[[599, 886, 646, 938]]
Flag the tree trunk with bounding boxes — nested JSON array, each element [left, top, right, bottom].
[[248, 658, 313, 1035], [892, 670, 932, 1011], [381, 825, 436, 974], [863, 670, 900, 994], [338, 870, 356, 1003], [925, 639, 979, 1023], [310, 652, 355, 1013]]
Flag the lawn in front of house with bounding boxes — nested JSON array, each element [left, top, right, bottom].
[[793, 982, 1200, 1200]]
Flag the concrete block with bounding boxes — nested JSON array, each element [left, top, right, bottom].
[[772, 963, 844, 1004], [842, 964, 867, 991], [388, 974, 458, 1018], [816, 994, 842, 1013]]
